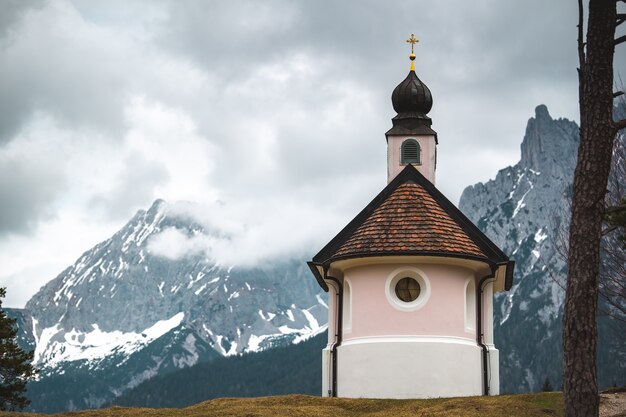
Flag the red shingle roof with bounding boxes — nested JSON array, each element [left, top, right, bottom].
[[332, 181, 486, 259], [311, 165, 511, 269]]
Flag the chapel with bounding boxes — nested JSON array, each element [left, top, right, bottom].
[[307, 35, 514, 399]]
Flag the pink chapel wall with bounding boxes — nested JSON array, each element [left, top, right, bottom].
[[342, 263, 477, 341], [324, 261, 491, 398], [387, 135, 437, 183]]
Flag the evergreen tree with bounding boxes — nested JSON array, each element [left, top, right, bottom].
[[0, 287, 36, 410], [542, 377, 554, 392]]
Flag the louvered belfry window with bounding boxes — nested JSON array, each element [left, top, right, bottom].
[[401, 139, 421, 164]]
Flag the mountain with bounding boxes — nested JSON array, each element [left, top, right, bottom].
[[18, 200, 327, 412], [459, 104, 626, 392]]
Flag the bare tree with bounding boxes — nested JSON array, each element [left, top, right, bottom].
[[563, 1, 626, 417], [600, 126, 626, 323]]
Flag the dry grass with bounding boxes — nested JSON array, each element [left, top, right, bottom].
[[0, 393, 564, 417]]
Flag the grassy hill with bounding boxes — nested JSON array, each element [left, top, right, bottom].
[[0, 393, 566, 417]]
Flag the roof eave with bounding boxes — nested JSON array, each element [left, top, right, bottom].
[[493, 260, 515, 293], [307, 261, 329, 292], [320, 250, 498, 271]]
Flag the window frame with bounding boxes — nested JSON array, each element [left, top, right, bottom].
[[401, 138, 421, 165], [343, 277, 353, 333], [464, 276, 476, 332], [385, 267, 431, 312]]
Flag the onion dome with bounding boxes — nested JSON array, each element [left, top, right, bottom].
[[386, 40, 437, 138], [391, 70, 433, 117]]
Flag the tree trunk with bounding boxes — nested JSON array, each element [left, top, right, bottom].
[[563, 1, 617, 417]]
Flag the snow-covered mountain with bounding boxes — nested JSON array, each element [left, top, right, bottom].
[[460, 104, 626, 392], [16, 200, 326, 411]]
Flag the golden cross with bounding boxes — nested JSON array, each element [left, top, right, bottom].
[[406, 34, 419, 54]]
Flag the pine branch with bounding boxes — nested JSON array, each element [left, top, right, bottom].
[[614, 91, 625, 98], [616, 34, 626, 45], [615, 118, 626, 130]]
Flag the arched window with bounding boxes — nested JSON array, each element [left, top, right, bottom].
[[343, 278, 352, 332], [465, 277, 476, 331], [401, 139, 421, 164]]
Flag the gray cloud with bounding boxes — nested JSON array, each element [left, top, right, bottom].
[[0, 152, 65, 235], [0, 1, 127, 142], [0, 0, 44, 37], [146, 0, 585, 198], [90, 152, 170, 221]]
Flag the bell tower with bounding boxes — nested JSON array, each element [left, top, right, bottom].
[[386, 34, 437, 184]]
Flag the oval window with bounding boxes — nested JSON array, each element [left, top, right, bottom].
[[395, 277, 421, 302]]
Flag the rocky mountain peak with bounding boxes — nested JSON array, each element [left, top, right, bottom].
[[24, 198, 326, 365], [534, 104, 551, 120], [519, 104, 578, 173], [147, 198, 166, 215]]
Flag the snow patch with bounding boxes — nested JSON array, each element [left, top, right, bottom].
[[258, 310, 276, 321], [302, 308, 320, 331], [247, 334, 271, 352], [278, 325, 301, 335], [316, 294, 328, 309], [513, 185, 533, 218], [202, 324, 213, 336], [500, 284, 518, 325], [194, 284, 208, 295], [293, 323, 328, 344], [33, 313, 185, 368], [534, 228, 548, 243], [286, 309, 295, 322]]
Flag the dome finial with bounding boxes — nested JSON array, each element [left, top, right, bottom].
[[406, 33, 419, 71]]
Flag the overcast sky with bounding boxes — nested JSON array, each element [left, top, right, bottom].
[[1, 0, 623, 307]]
